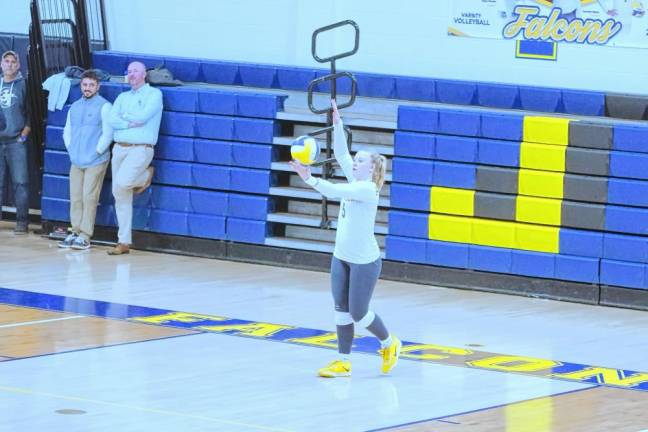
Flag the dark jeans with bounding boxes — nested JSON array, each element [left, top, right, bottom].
[[0, 141, 29, 224]]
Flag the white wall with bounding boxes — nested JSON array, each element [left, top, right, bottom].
[[102, 0, 648, 94], [0, 0, 31, 34]]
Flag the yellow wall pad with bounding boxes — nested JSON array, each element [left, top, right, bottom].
[[516, 223, 560, 253], [428, 214, 473, 244], [430, 187, 475, 216], [516, 195, 562, 226], [519, 142, 566, 172], [518, 169, 565, 199], [428, 213, 560, 253], [472, 218, 516, 249], [523, 116, 570, 146]]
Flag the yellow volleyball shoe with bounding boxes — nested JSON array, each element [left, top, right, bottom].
[[318, 360, 351, 378], [380, 336, 402, 374]]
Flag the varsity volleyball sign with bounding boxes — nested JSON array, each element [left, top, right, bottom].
[[448, 0, 648, 48]]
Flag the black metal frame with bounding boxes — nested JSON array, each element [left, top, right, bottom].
[[306, 20, 359, 229]]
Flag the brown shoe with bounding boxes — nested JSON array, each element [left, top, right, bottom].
[[107, 243, 130, 255], [133, 167, 154, 194]]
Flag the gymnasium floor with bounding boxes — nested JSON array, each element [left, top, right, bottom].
[[0, 221, 647, 431]]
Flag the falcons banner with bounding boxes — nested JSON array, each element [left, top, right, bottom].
[[448, 0, 648, 48]]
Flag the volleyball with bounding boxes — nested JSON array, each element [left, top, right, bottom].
[[290, 135, 320, 165]]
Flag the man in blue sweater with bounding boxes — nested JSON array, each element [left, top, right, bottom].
[[58, 69, 113, 250], [0, 50, 31, 234]]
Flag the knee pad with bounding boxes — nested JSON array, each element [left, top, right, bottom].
[[356, 311, 375, 328], [334, 311, 353, 326]]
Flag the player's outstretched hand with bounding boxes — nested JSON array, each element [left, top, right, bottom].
[[289, 160, 312, 182]]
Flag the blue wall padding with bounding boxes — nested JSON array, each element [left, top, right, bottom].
[[562, 89, 605, 116], [45, 126, 65, 150], [609, 151, 648, 180], [153, 160, 193, 186], [608, 178, 648, 208], [156, 136, 194, 162], [601, 259, 646, 289], [95, 204, 116, 227], [469, 245, 512, 273], [355, 72, 395, 98], [276, 67, 317, 91], [480, 112, 523, 141], [391, 158, 434, 185], [228, 194, 271, 220], [519, 86, 562, 112], [99, 82, 126, 103], [198, 90, 237, 115], [385, 235, 427, 264], [559, 229, 603, 258], [397, 106, 439, 133], [193, 139, 232, 165], [438, 110, 481, 137], [230, 168, 273, 194], [67, 86, 81, 103], [190, 190, 228, 215], [131, 206, 149, 230], [127, 54, 165, 69], [163, 57, 201, 82], [511, 250, 555, 278], [239, 64, 277, 88], [389, 183, 430, 211], [234, 118, 277, 143], [555, 255, 599, 283], [192, 164, 230, 190], [427, 239, 469, 268], [477, 139, 520, 167], [149, 209, 189, 236], [605, 206, 648, 235], [44, 150, 70, 175], [46, 105, 69, 127], [613, 124, 648, 153], [231, 143, 273, 169], [394, 131, 436, 159], [237, 94, 282, 118], [92, 51, 127, 75], [435, 135, 478, 163], [41, 197, 69, 221], [433, 161, 476, 189], [188, 213, 227, 239], [200, 60, 240, 85], [160, 87, 197, 112], [42, 174, 69, 200], [477, 83, 520, 109], [603, 233, 648, 263], [388, 210, 428, 238], [395, 76, 435, 102], [195, 115, 234, 140], [160, 112, 195, 137], [226, 217, 268, 243], [436, 79, 477, 105], [151, 186, 191, 212]]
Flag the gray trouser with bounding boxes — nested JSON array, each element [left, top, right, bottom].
[[330, 256, 389, 354]]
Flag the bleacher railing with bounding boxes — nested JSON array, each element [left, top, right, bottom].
[[306, 20, 359, 229]]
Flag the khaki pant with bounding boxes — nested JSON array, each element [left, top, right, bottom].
[[111, 144, 154, 244], [69, 161, 109, 241]]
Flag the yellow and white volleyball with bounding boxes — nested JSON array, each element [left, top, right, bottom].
[[632, 0, 645, 17], [290, 135, 320, 165]]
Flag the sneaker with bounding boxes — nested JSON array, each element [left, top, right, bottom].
[[380, 336, 402, 374], [318, 360, 351, 378], [71, 236, 91, 250], [58, 233, 77, 248], [14, 223, 28, 235]]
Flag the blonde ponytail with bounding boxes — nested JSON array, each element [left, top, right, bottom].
[[370, 153, 387, 190]]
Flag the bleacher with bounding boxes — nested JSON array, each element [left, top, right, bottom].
[[40, 50, 648, 305]]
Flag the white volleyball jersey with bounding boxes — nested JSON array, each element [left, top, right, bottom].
[[305, 121, 381, 264]]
